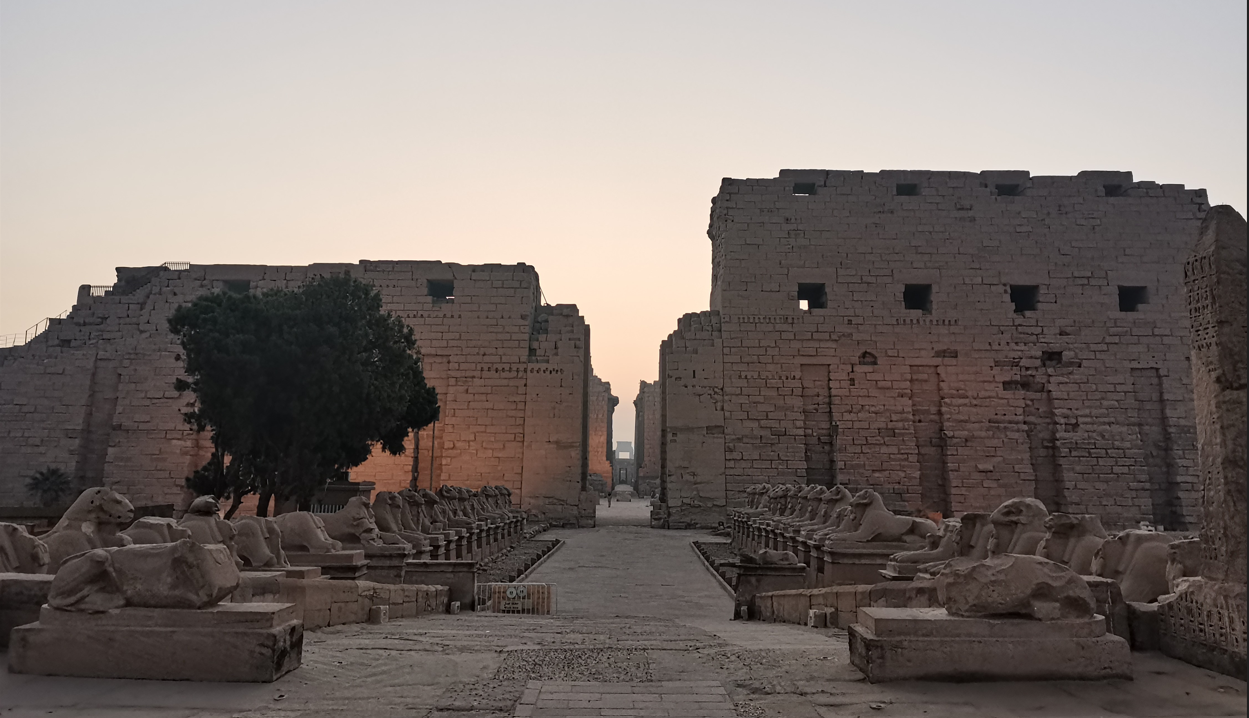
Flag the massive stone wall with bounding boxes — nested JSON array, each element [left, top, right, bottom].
[[656, 169, 1208, 529], [587, 374, 617, 493], [632, 380, 662, 498], [0, 261, 596, 526]]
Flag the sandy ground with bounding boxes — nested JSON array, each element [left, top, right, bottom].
[[1, 498, 1244, 717]]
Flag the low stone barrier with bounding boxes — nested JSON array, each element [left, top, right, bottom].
[[753, 580, 940, 628], [229, 572, 448, 629]]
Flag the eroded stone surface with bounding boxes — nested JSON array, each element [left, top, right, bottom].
[[0, 522, 49, 574], [937, 554, 1095, 621], [47, 538, 239, 612]]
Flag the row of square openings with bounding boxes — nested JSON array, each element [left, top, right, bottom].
[[791, 183, 1128, 197], [798, 283, 1151, 313]]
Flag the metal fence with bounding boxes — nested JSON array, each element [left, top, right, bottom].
[[162, 261, 191, 271], [474, 583, 556, 615]]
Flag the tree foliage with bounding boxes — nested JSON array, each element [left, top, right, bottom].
[[170, 274, 439, 515], [26, 467, 73, 508]]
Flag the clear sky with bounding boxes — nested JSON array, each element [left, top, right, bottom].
[[2, 1, 1245, 444]]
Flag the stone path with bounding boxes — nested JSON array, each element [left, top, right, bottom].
[[1, 507, 1246, 718], [514, 681, 735, 717]]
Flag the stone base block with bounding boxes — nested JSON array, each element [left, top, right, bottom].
[[1128, 601, 1160, 651], [848, 607, 1132, 683], [0, 573, 53, 648], [9, 603, 302, 682], [276, 566, 321, 579], [363, 546, 411, 585], [879, 561, 922, 581], [733, 563, 807, 620], [404, 560, 476, 609], [822, 543, 910, 586], [286, 551, 367, 580], [1083, 575, 1131, 642]]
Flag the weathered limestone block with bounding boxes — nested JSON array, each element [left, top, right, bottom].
[[178, 496, 243, 568], [47, 539, 239, 612], [849, 607, 1131, 682], [372, 491, 431, 552], [40, 488, 135, 570], [937, 554, 1095, 621], [1166, 538, 1203, 592], [987, 498, 1050, 556], [274, 511, 343, 553], [1093, 529, 1177, 603], [9, 603, 302, 682], [0, 523, 50, 574], [121, 517, 193, 545], [1036, 513, 1107, 575], [1159, 577, 1247, 677], [1160, 206, 1247, 678], [231, 515, 290, 569]]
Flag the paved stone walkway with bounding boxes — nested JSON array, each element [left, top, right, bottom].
[[0, 504, 1245, 718], [514, 681, 735, 717]]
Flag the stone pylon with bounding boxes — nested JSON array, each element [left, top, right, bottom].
[[1159, 205, 1247, 677]]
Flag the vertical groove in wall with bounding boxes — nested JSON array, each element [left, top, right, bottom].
[[1025, 388, 1064, 512], [72, 353, 121, 491], [909, 365, 950, 516], [1131, 367, 1185, 529], [800, 364, 836, 486]]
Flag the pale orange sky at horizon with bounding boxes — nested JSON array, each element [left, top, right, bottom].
[[2, 2, 1246, 444]]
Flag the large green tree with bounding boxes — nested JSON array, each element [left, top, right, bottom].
[[170, 274, 439, 516]]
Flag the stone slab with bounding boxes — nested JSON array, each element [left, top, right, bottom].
[[38, 602, 298, 629], [858, 607, 1108, 639], [849, 615, 1132, 682], [733, 563, 806, 620], [286, 551, 367, 580], [9, 609, 302, 682], [285, 550, 366, 565], [244, 566, 321, 580], [404, 560, 475, 609]]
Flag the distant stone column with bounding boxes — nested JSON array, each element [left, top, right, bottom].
[[1159, 206, 1247, 677]]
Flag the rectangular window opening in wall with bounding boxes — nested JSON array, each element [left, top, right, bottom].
[[792, 182, 817, 196], [896, 183, 920, 197], [428, 280, 455, 303], [1010, 284, 1039, 313], [1118, 285, 1149, 312], [1104, 184, 1126, 198], [797, 283, 827, 311], [903, 284, 932, 314], [995, 184, 1022, 197], [223, 280, 250, 294]]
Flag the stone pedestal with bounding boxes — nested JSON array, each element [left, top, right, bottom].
[[243, 566, 321, 580], [286, 550, 367, 580], [404, 560, 476, 610], [363, 546, 412, 584], [849, 607, 1131, 683], [822, 542, 910, 586], [732, 563, 807, 620], [879, 561, 923, 581], [1083, 575, 1131, 642], [0, 573, 53, 648], [9, 603, 303, 682]]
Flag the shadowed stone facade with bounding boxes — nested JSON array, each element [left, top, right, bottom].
[[654, 169, 1210, 529], [0, 261, 597, 526], [632, 380, 662, 499]]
